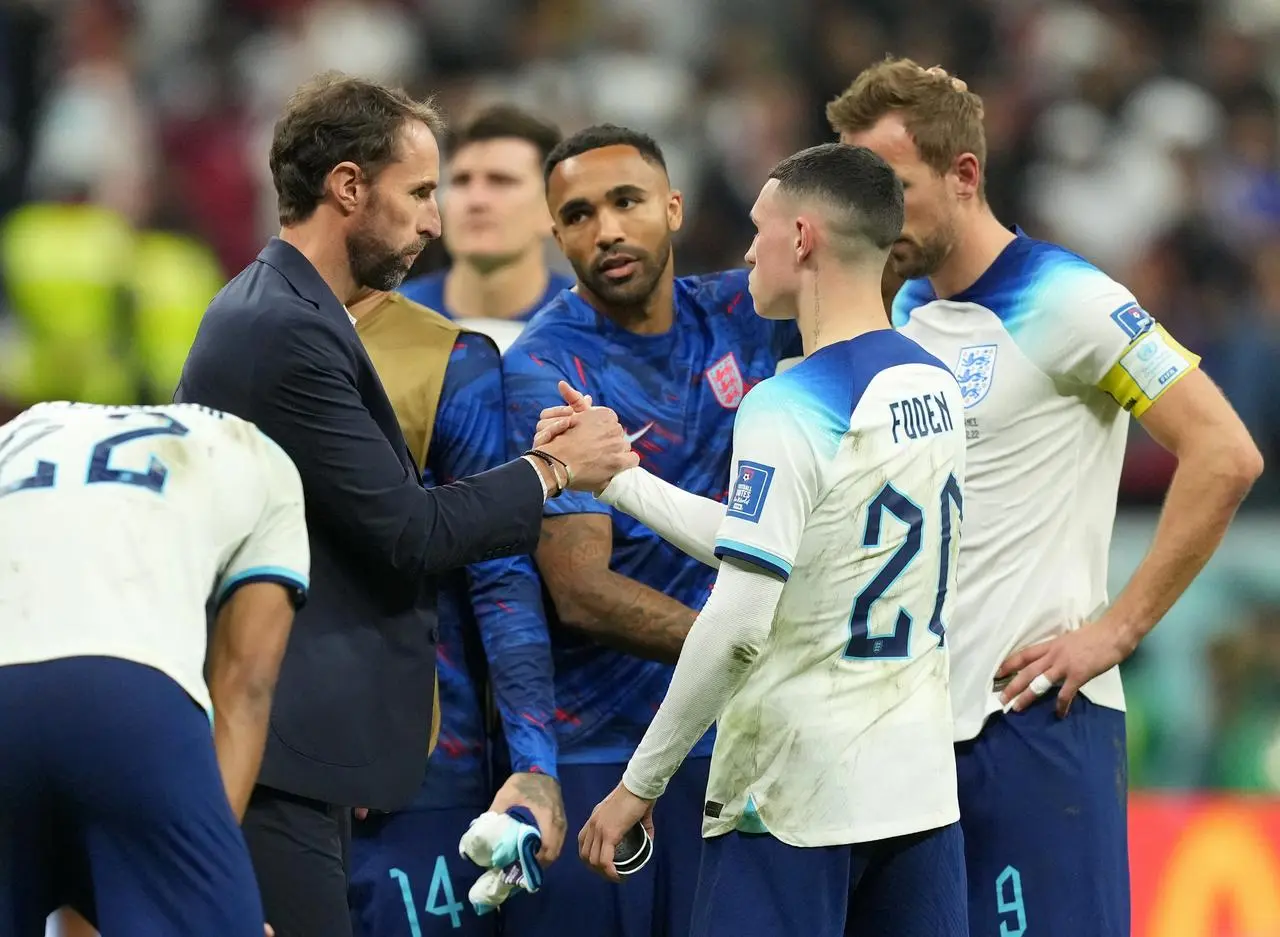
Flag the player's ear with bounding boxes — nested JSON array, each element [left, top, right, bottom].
[[795, 217, 816, 264], [667, 190, 684, 233], [951, 152, 981, 201], [327, 161, 365, 216], [550, 223, 565, 252]]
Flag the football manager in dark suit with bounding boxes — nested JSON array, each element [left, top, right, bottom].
[[176, 72, 636, 937]]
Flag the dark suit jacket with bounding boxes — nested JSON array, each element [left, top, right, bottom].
[[177, 238, 544, 810]]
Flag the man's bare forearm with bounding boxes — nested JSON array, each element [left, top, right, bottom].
[[561, 569, 696, 664], [207, 582, 295, 821], [1108, 446, 1256, 646], [211, 684, 273, 821], [539, 514, 696, 663]]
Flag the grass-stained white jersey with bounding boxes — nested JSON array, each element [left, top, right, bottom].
[[893, 233, 1201, 741], [0, 402, 309, 714], [707, 330, 966, 846]]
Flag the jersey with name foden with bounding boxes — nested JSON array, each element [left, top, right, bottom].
[[708, 329, 966, 847]]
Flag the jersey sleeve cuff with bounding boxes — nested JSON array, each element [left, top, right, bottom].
[[713, 539, 792, 581], [510, 749, 559, 781], [596, 466, 637, 507], [216, 566, 309, 610], [621, 764, 668, 801], [501, 709, 559, 779]]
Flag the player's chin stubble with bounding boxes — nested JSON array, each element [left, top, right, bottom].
[[577, 240, 671, 311], [890, 235, 951, 281]]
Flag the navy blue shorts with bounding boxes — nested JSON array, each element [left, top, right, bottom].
[[0, 656, 263, 937], [690, 822, 967, 937], [501, 757, 710, 937], [348, 806, 496, 937], [956, 694, 1129, 937]]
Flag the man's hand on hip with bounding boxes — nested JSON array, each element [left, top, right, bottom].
[[997, 615, 1135, 718], [488, 771, 567, 864]]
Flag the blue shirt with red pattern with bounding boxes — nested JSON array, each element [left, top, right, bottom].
[[503, 268, 800, 765], [400, 269, 570, 809]]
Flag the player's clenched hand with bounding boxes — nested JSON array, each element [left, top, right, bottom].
[[488, 771, 567, 864], [578, 782, 654, 883], [529, 396, 588, 453], [538, 381, 638, 491], [997, 617, 1137, 717], [532, 384, 592, 448]]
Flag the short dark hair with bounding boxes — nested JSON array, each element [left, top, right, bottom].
[[451, 104, 563, 166], [269, 71, 445, 226], [543, 124, 667, 183], [768, 143, 904, 254]]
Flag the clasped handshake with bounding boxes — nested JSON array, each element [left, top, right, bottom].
[[530, 381, 638, 495]]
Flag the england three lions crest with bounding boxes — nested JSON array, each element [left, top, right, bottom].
[[954, 344, 998, 408], [706, 352, 744, 408]]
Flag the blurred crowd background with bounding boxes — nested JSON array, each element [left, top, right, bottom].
[[1, 0, 1279, 794]]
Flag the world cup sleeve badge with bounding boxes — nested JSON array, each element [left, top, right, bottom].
[[1109, 302, 1154, 340]]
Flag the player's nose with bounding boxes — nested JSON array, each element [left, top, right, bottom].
[[464, 189, 494, 213], [594, 209, 626, 247]]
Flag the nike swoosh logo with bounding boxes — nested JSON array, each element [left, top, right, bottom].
[[625, 422, 654, 444]]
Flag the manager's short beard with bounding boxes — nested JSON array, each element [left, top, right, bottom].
[[347, 196, 426, 292]]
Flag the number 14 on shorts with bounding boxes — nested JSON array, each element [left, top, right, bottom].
[[390, 859, 466, 933]]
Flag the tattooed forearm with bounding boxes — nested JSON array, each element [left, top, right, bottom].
[[537, 515, 696, 664], [511, 772, 565, 824], [490, 770, 567, 862], [567, 570, 695, 663]]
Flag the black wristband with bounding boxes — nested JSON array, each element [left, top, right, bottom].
[[528, 448, 571, 475], [523, 449, 567, 498], [536, 448, 574, 493]]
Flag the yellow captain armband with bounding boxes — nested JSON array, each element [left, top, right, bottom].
[[1096, 324, 1200, 417]]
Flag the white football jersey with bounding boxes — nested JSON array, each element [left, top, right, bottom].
[[893, 234, 1200, 741], [0, 402, 309, 715], [706, 329, 966, 847]]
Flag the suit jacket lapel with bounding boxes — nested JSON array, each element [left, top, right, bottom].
[[257, 239, 420, 478]]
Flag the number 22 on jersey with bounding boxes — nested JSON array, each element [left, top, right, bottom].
[[0, 412, 190, 499]]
